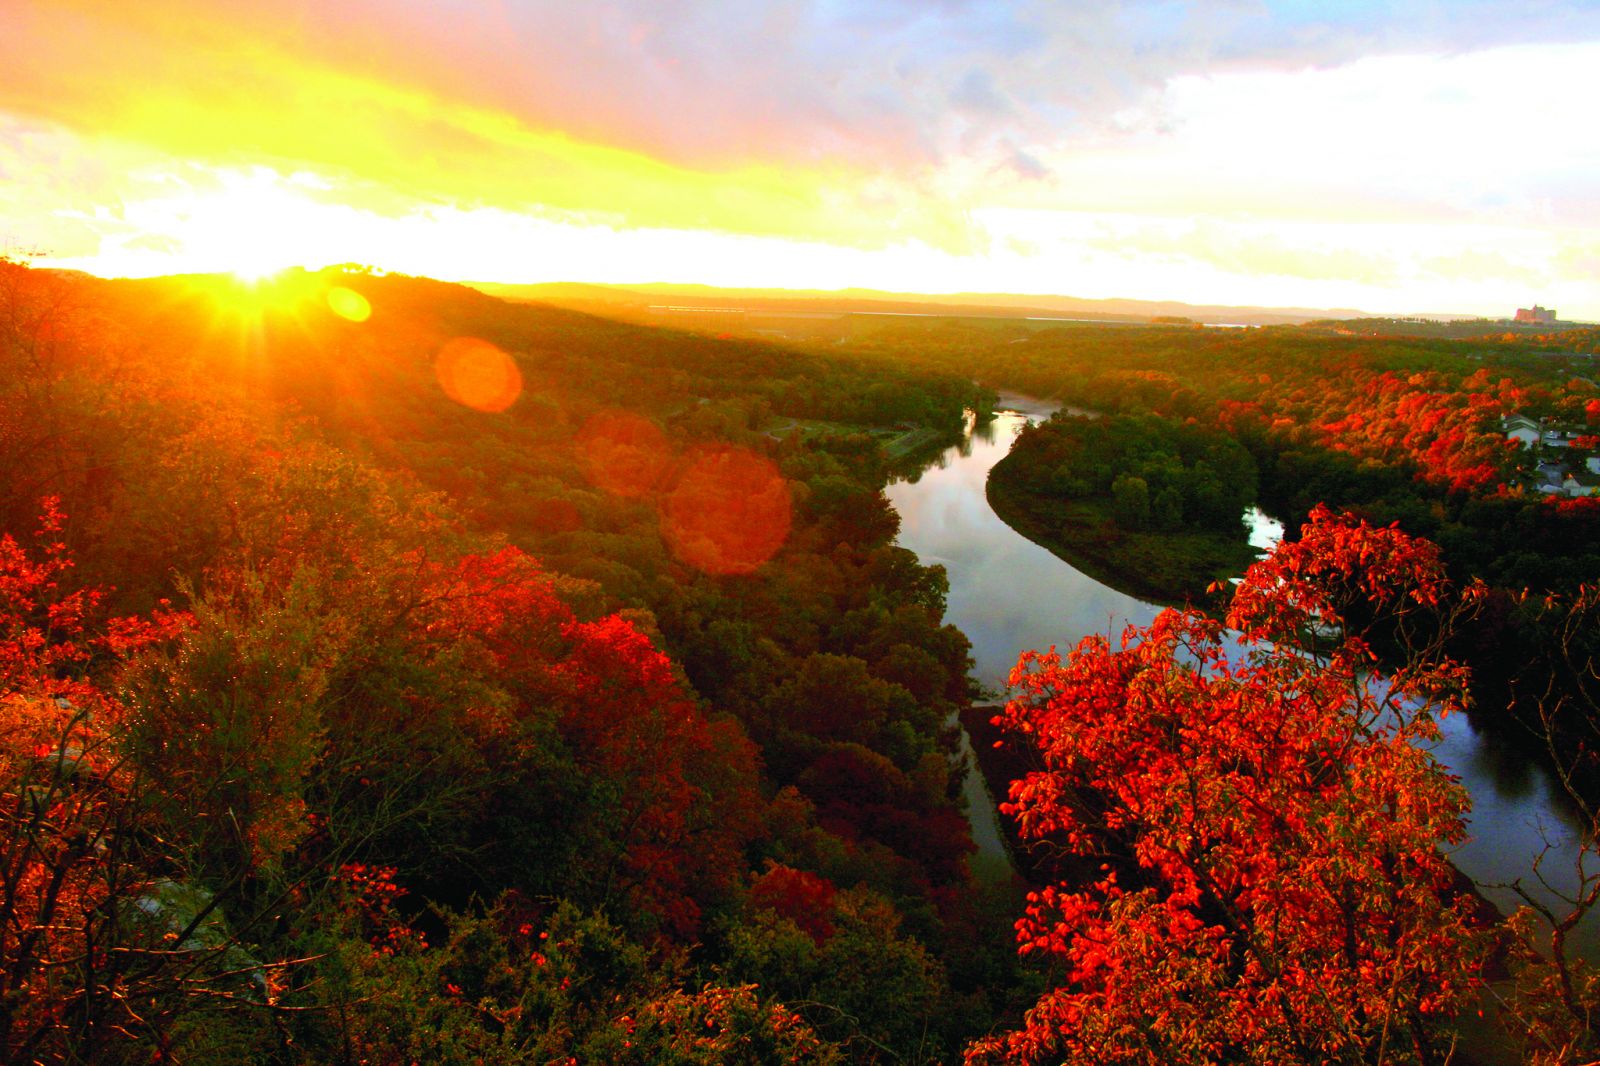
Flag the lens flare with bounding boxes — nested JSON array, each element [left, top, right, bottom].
[[662, 446, 791, 575], [434, 337, 522, 413], [578, 410, 671, 498], [529, 497, 584, 535], [326, 286, 371, 322]]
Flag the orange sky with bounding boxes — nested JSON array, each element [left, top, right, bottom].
[[4, 0, 1599, 317]]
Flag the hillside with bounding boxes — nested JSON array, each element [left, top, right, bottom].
[[0, 259, 1024, 1062], [467, 279, 1401, 326]]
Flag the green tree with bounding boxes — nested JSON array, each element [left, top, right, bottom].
[[1110, 474, 1150, 530]]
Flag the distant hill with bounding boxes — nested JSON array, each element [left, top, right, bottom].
[[465, 280, 1473, 328]]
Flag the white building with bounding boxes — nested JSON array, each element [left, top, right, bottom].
[[1504, 414, 1540, 448]]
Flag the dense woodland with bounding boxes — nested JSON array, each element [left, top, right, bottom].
[[0, 260, 1033, 1062], [987, 413, 1261, 602], [5, 260, 1600, 1063]]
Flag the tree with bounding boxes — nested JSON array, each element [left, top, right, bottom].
[[721, 884, 955, 1061], [321, 898, 845, 1064], [1150, 485, 1183, 532], [969, 507, 1487, 1065], [374, 545, 765, 939], [0, 502, 282, 1063], [1109, 475, 1149, 531], [1485, 582, 1600, 1064]]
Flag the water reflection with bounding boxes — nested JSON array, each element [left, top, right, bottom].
[[1459, 708, 1543, 801], [1434, 709, 1595, 944], [886, 395, 1158, 694], [1245, 506, 1284, 554]]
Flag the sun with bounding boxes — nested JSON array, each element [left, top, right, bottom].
[[137, 168, 319, 282], [201, 178, 306, 282], [182, 266, 320, 337], [229, 260, 290, 284]]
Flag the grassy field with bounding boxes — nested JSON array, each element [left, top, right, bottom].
[[765, 417, 954, 464]]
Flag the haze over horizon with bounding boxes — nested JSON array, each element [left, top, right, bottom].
[[4, 1, 1599, 319]]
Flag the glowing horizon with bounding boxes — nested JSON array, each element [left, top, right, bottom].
[[5, 2, 1600, 319]]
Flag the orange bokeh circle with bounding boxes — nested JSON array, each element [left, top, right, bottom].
[[435, 337, 522, 413], [662, 446, 792, 575], [326, 286, 371, 322], [577, 410, 671, 498]]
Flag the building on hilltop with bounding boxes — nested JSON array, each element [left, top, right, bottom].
[[1515, 305, 1557, 324]]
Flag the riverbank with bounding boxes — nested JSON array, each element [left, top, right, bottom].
[[958, 703, 1101, 890], [987, 450, 1259, 608]]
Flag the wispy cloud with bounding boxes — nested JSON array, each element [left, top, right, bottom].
[[4, 1, 1600, 314]]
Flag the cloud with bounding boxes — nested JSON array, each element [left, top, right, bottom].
[[5, 0, 1600, 315], [13, 1, 1599, 182], [997, 142, 1051, 182], [0, 5, 987, 251]]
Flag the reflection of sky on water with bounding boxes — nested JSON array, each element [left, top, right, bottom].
[[1246, 506, 1284, 553], [887, 393, 1159, 876], [1432, 709, 1598, 951], [887, 396, 1159, 695], [890, 391, 1597, 951]]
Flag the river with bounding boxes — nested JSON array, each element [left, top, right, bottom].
[[886, 391, 1594, 945]]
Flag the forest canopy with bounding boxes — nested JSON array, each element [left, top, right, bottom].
[[0, 260, 1009, 1062], [4, 259, 1599, 1064]]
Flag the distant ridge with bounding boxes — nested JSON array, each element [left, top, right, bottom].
[[465, 280, 1478, 327]]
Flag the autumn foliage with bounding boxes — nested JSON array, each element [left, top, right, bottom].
[[1307, 367, 1523, 493], [971, 508, 1487, 1065], [0, 257, 1017, 1062], [0, 503, 202, 1060]]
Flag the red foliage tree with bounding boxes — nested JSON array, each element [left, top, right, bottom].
[[968, 508, 1486, 1065], [1, 498, 109, 702], [1309, 369, 1521, 493], [419, 547, 764, 939], [749, 863, 838, 944], [0, 501, 200, 1060], [555, 611, 764, 938]]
